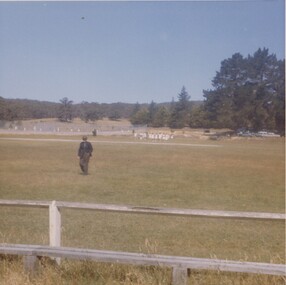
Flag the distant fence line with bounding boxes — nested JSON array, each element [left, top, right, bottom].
[[0, 121, 147, 136], [0, 199, 285, 284]]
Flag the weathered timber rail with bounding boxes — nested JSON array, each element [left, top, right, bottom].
[[0, 199, 285, 284], [0, 244, 285, 282], [1, 199, 284, 219]]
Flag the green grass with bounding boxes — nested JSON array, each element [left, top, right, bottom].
[[0, 135, 285, 284]]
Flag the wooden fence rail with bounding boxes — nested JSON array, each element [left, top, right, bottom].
[[0, 199, 285, 284], [0, 244, 285, 283]]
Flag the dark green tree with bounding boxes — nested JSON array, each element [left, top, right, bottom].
[[169, 86, 191, 128], [58, 97, 74, 122], [131, 102, 140, 116], [147, 101, 158, 126], [78, 101, 103, 123], [130, 108, 149, 125], [130, 102, 147, 125], [189, 105, 208, 128], [0, 98, 22, 121], [152, 106, 170, 127], [0, 97, 7, 120], [109, 111, 121, 121], [273, 59, 285, 133], [203, 48, 285, 132]]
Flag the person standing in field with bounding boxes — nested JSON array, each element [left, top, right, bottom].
[[78, 136, 93, 175]]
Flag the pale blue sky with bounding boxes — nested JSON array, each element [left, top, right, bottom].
[[0, 1, 284, 104]]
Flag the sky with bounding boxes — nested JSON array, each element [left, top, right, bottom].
[[0, 1, 284, 104]]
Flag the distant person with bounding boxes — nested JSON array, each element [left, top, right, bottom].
[[78, 136, 93, 175]]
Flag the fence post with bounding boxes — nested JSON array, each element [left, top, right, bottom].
[[23, 255, 38, 275], [172, 266, 188, 285], [49, 200, 61, 264]]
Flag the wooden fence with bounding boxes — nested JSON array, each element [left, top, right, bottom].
[[0, 199, 285, 284]]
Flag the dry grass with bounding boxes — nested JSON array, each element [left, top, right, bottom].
[[0, 134, 285, 284], [0, 256, 285, 285]]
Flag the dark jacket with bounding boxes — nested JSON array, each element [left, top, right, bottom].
[[78, 141, 93, 158]]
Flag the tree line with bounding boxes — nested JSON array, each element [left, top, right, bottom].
[[0, 98, 136, 122], [130, 48, 285, 133], [0, 48, 284, 133]]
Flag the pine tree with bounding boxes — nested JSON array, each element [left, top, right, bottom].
[[203, 48, 285, 132], [169, 86, 191, 128], [148, 101, 158, 126], [152, 106, 169, 127]]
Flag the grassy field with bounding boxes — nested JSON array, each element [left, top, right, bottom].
[[0, 134, 285, 284]]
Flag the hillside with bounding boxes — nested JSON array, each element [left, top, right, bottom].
[[0, 97, 203, 122]]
